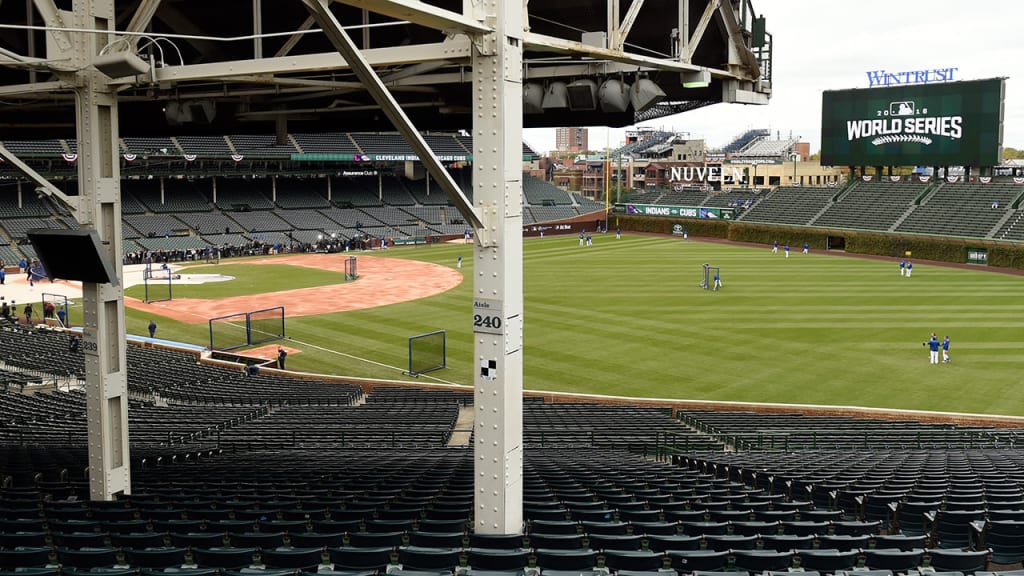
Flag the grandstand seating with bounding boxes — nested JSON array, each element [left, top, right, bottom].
[[123, 214, 190, 238], [2, 321, 1024, 576], [290, 132, 361, 154], [330, 176, 385, 207], [273, 177, 331, 209], [813, 181, 923, 230], [225, 211, 291, 233], [228, 134, 299, 157], [737, 186, 834, 225], [524, 175, 573, 206], [175, 135, 232, 157], [121, 137, 179, 156], [210, 178, 276, 212], [897, 183, 1022, 238], [655, 188, 710, 207]]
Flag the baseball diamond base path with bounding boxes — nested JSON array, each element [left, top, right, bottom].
[[124, 254, 463, 324]]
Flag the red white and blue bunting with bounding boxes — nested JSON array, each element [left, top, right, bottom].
[[123, 153, 137, 162], [231, 154, 244, 163], [861, 175, 873, 182], [183, 154, 197, 162], [946, 176, 959, 183], [918, 176, 931, 183], [979, 176, 992, 184], [62, 153, 77, 163]]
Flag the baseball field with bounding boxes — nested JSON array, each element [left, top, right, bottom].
[[113, 234, 1024, 416]]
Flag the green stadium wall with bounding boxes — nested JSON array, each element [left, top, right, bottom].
[[617, 215, 1024, 270]]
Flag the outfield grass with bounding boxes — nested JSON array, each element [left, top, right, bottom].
[[123, 263, 343, 300], [121, 235, 1024, 416]]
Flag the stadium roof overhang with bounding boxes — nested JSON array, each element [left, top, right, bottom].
[[0, 0, 772, 139]]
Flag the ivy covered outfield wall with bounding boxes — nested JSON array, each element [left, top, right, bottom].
[[615, 215, 1024, 270]]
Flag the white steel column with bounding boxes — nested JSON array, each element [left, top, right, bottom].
[[72, 0, 131, 500], [470, 0, 524, 534]]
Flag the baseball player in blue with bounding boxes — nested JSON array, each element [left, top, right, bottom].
[[900, 260, 906, 276], [713, 272, 721, 291], [942, 335, 951, 363], [579, 231, 585, 246], [772, 240, 778, 254], [784, 244, 790, 258], [906, 261, 913, 277], [802, 242, 809, 254], [925, 333, 940, 364]]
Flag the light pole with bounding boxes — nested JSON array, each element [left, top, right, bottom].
[[790, 152, 800, 186]]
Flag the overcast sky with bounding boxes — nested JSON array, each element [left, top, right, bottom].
[[523, 0, 1024, 155]]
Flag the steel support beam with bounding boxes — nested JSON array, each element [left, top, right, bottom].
[[124, 0, 162, 36], [0, 145, 79, 212], [301, 0, 483, 232], [139, 38, 472, 84], [716, 0, 760, 79], [678, 0, 689, 61], [687, 0, 719, 61], [616, 0, 647, 51], [524, 31, 725, 77], [470, 0, 524, 535], [331, 0, 492, 35], [72, 0, 131, 501], [31, 0, 73, 54], [275, 15, 316, 58]]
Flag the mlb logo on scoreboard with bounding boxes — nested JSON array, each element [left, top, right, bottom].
[[889, 101, 916, 116]]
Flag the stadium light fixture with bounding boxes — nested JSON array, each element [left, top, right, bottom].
[[566, 79, 598, 111], [598, 78, 631, 113], [541, 81, 569, 110], [524, 82, 545, 114], [681, 69, 711, 88], [629, 77, 666, 113]]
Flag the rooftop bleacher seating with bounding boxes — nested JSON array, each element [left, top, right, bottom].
[[896, 182, 1022, 238], [813, 181, 923, 231], [721, 128, 770, 153], [737, 186, 834, 225], [739, 137, 798, 157]]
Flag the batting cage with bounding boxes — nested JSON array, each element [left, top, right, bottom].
[[407, 330, 447, 376], [208, 307, 286, 351], [701, 263, 722, 291], [143, 262, 174, 303], [41, 293, 69, 327], [344, 256, 359, 282], [248, 306, 286, 347]]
